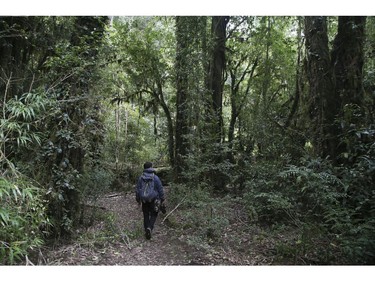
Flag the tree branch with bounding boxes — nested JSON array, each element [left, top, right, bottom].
[[162, 194, 187, 224], [226, 17, 247, 39]]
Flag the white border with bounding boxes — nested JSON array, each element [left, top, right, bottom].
[[3, 265, 375, 281], [2, 0, 374, 16]]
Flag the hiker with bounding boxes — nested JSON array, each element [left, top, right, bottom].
[[136, 162, 165, 240]]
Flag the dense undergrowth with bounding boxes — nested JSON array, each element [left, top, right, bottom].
[[2, 117, 374, 264], [0, 171, 50, 264], [2, 150, 374, 265], [165, 142, 375, 264]]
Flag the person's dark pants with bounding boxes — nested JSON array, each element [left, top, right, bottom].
[[142, 201, 158, 231]]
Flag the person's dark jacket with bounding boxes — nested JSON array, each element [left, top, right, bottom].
[[136, 168, 164, 203]]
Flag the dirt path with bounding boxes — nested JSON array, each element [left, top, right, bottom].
[[39, 189, 273, 265]]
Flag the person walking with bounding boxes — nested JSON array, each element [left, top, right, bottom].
[[136, 162, 165, 240]]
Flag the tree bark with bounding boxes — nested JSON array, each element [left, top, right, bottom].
[[175, 16, 191, 180], [285, 17, 303, 128], [209, 16, 229, 143], [329, 16, 367, 160], [0, 17, 34, 99], [155, 82, 175, 168], [59, 16, 108, 230], [304, 16, 335, 157], [332, 17, 366, 109], [305, 16, 367, 161], [205, 16, 229, 191]]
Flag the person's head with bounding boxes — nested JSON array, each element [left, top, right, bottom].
[[143, 162, 153, 169]]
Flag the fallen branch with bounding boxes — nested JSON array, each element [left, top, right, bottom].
[[162, 194, 187, 224], [25, 255, 35, 266], [38, 249, 47, 265], [106, 193, 123, 198]]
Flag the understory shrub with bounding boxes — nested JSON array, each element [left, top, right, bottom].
[[80, 165, 115, 201], [76, 165, 115, 227], [0, 175, 50, 264], [167, 183, 229, 243], [244, 152, 375, 264], [242, 160, 293, 224]]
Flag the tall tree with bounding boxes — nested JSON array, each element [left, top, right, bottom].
[[304, 16, 335, 157], [43, 16, 108, 233], [0, 17, 33, 98], [285, 16, 304, 129], [208, 16, 230, 143], [332, 17, 367, 110], [174, 16, 207, 180], [304, 16, 367, 161], [203, 16, 230, 190], [330, 16, 367, 160], [175, 16, 190, 179], [236, 17, 297, 161]]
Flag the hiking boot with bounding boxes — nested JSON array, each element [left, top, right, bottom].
[[145, 227, 152, 240]]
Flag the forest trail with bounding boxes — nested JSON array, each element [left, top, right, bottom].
[[39, 187, 273, 265]]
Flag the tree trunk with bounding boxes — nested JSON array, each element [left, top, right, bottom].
[[155, 82, 175, 168], [332, 17, 366, 109], [285, 17, 303, 128], [0, 17, 34, 99], [304, 16, 335, 158], [206, 16, 229, 191], [261, 17, 272, 111], [209, 16, 229, 143], [329, 16, 367, 161], [59, 16, 108, 231], [175, 16, 191, 180]]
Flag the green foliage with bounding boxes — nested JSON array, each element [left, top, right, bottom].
[[323, 204, 375, 264], [99, 17, 176, 173], [242, 160, 291, 223], [100, 102, 162, 180], [244, 150, 375, 264], [75, 164, 116, 227], [243, 157, 344, 225], [0, 16, 373, 265], [1, 90, 52, 150], [0, 88, 53, 264], [245, 191, 294, 224], [279, 160, 344, 218], [180, 139, 237, 192], [29, 17, 109, 235], [168, 183, 229, 244], [273, 223, 336, 264], [0, 176, 50, 264], [329, 129, 375, 264], [79, 165, 115, 201]]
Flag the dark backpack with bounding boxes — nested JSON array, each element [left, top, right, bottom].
[[138, 175, 158, 203]]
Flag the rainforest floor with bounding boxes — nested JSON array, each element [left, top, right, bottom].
[[29, 187, 320, 266]]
